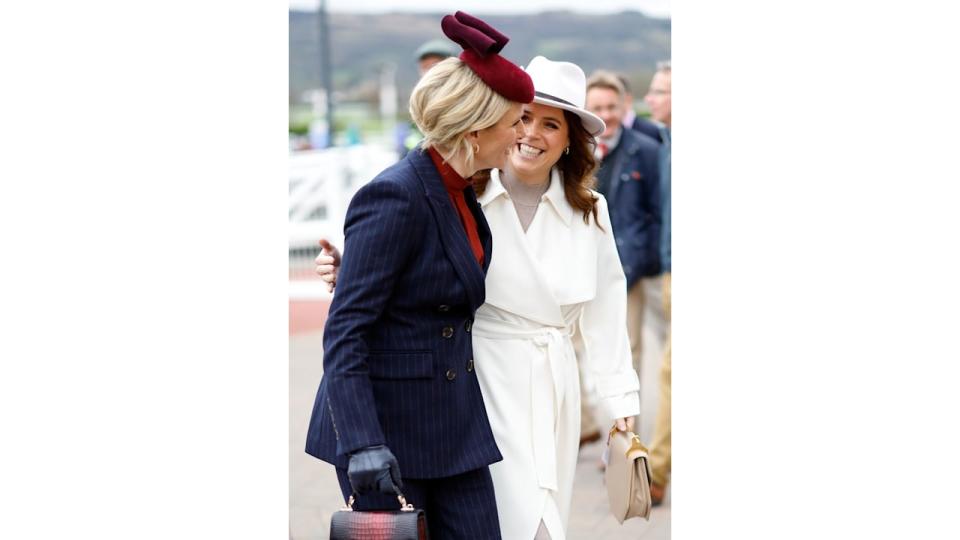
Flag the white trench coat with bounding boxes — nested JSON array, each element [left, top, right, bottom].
[[473, 168, 640, 540]]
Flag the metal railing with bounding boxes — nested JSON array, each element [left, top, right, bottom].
[[289, 144, 399, 299]]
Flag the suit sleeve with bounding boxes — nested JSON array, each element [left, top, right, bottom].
[[322, 178, 424, 456], [578, 196, 641, 424], [616, 144, 662, 288]]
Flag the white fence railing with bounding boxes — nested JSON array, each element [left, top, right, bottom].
[[289, 144, 399, 299]]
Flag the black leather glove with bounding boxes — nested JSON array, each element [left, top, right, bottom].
[[347, 445, 403, 495]]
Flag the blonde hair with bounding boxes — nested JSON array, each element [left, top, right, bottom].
[[586, 70, 626, 98], [409, 57, 515, 172]]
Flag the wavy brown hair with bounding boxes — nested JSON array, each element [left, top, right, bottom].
[[472, 110, 603, 229]]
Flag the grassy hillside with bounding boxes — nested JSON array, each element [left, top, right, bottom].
[[290, 10, 671, 107]]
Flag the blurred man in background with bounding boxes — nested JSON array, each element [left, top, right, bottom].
[[414, 38, 457, 76], [644, 60, 672, 506], [618, 73, 663, 143]]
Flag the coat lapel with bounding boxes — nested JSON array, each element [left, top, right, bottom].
[[605, 130, 639, 204], [478, 169, 566, 326], [466, 186, 494, 275], [408, 149, 488, 311], [527, 168, 597, 307], [605, 141, 625, 203]]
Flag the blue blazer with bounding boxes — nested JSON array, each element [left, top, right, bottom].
[[601, 128, 662, 287], [305, 148, 502, 479], [630, 116, 664, 143]]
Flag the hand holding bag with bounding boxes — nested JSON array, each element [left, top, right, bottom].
[[604, 428, 653, 523], [329, 491, 429, 540]]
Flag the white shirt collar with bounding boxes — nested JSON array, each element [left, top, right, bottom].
[[600, 126, 623, 151]]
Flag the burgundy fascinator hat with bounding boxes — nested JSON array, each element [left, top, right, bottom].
[[441, 11, 534, 104]]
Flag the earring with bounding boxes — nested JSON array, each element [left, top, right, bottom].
[[473, 143, 480, 154], [564, 147, 570, 155]]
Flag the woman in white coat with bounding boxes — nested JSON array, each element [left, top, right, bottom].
[[316, 56, 640, 540], [469, 56, 639, 540]]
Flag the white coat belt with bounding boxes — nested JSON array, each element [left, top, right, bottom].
[[473, 314, 574, 491]]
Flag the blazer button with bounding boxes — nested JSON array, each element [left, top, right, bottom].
[[464, 319, 472, 333], [466, 359, 474, 372], [438, 304, 450, 313], [621, 173, 630, 181], [446, 369, 457, 381], [442, 326, 454, 338]]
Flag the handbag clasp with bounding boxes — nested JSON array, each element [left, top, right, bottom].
[[342, 493, 416, 512], [628, 434, 649, 456], [608, 427, 650, 457]]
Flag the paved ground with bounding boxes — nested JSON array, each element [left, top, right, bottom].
[[290, 322, 670, 539]]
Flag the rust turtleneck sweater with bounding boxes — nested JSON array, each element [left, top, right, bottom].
[[427, 147, 485, 267]]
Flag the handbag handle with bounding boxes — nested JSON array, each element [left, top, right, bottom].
[[342, 490, 416, 512], [608, 427, 650, 457]]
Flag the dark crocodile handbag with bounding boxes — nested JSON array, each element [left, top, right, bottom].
[[329, 492, 429, 540]]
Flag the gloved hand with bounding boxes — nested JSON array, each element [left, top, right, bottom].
[[347, 445, 403, 495]]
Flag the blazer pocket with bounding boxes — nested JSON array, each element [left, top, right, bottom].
[[367, 350, 435, 380]]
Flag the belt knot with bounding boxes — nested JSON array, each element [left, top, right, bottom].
[[533, 328, 563, 347]]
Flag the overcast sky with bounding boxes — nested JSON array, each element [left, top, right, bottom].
[[288, 0, 671, 18]]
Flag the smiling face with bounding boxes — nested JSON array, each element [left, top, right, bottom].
[[586, 86, 624, 140], [508, 102, 569, 182], [472, 102, 525, 172]]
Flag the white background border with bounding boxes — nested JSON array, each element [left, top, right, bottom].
[[3, 1, 960, 538]]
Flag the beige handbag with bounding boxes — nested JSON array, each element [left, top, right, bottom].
[[604, 429, 653, 523]]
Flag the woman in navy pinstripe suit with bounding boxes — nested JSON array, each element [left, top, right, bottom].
[[316, 57, 645, 540], [305, 12, 534, 540]]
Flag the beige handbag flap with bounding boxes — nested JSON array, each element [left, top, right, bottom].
[[604, 431, 652, 523]]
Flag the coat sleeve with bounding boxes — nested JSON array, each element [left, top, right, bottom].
[[577, 195, 641, 424], [614, 144, 662, 288], [322, 177, 424, 456]]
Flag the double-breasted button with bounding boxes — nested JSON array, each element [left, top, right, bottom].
[[438, 304, 450, 313], [464, 319, 472, 333], [446, 369, 457, 381], [466, 359, 474, 372], [442, 326, 454, 338]]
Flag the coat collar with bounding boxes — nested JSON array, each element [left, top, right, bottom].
[[478, 167, 578, 327], [410, 147, 453, 200], [541, 167, 574, 228], [477, 169, 507, 206], [408, 148, 490, 310], [481, 167, 574, 228]]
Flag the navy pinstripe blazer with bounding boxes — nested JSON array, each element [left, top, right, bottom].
[[305, 148, 503, 479]]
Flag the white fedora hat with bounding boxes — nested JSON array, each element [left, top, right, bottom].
[[523, 55, 606, 137]]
